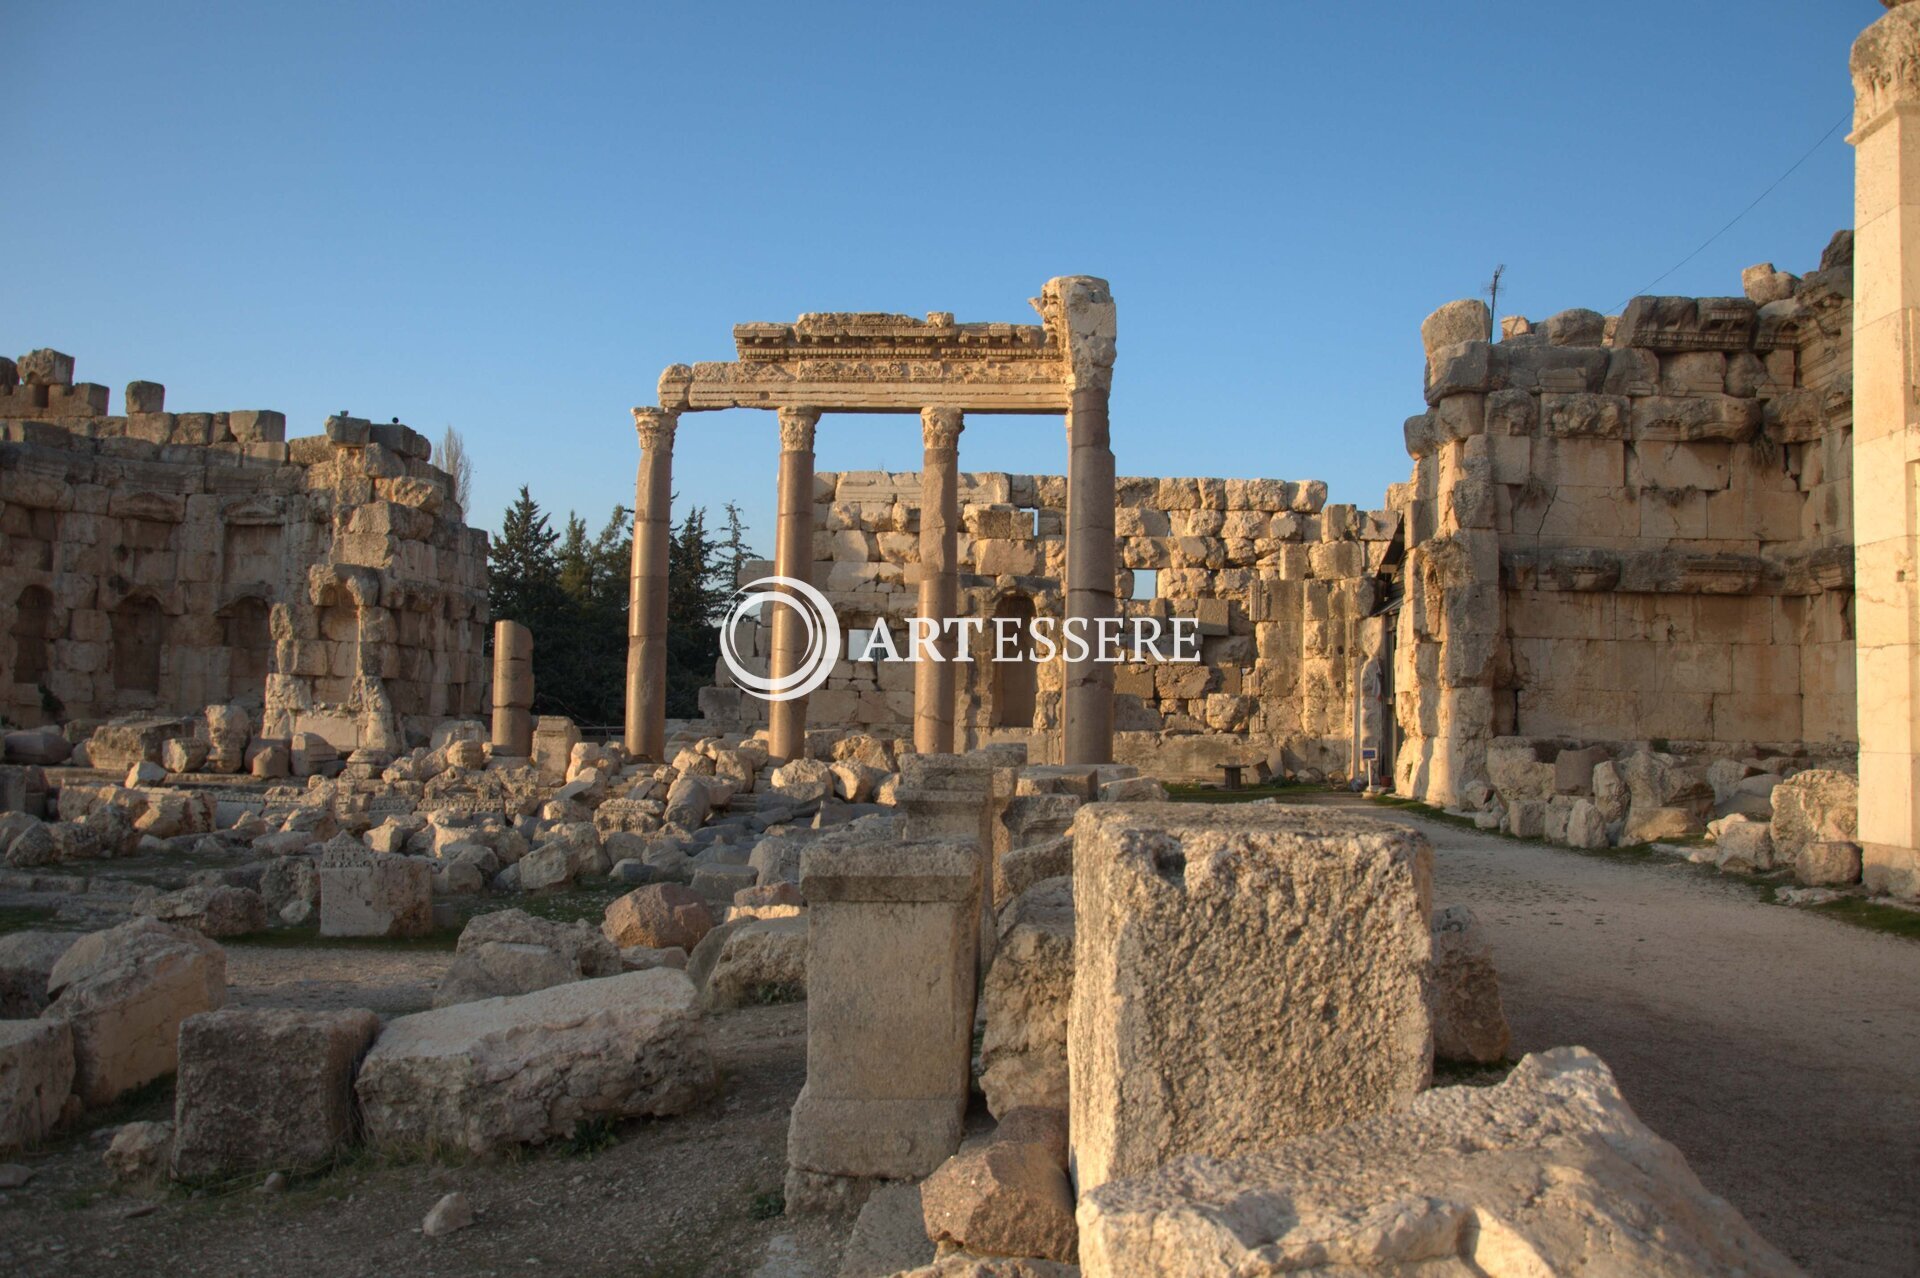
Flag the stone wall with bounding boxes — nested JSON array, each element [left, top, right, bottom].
[[0, 350, 489, 747], [1394, 235, 1858, 806], [703, 469, 1399, 779]]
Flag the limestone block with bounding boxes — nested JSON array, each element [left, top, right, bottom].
[[316, 849, 433, 939], [1796, 840, 1862, 888], [434, 909, 619, 1008], [1768, 769, 1857, 868], [1705, 815, 1775, 872], [703, 916, 807, 1008], [980, 877, 1073, 1119], [1629, 395, 1760, 442], [135, 884, 267, 938], [920, 1131, 1078, 1265], [1484, 740, 1555, 805], [602, 883, 716, 952], [1075, 1048, 1801, 1278], [356, 970, 717, 1155], [0, 1019, 74, 1153], [0, 930, 77, 1017], [87, 717, 197, 771], [530, 716, 581, 784], [169, 1008, 379, 1179], [1069, 803, 1432, 1193], [1566, 799, 1610, 849], [43, 917, 227, 1107]]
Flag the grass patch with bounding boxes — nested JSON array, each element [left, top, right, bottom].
[[1167, 781, 1330, 804], [1795, 894, 1920, 942], [748, 1188, 786, 1221], [1433, 1057, 1517, 1088], [564, 1117, 622, 1158], [0, 903, 65, 935], [222, 922, 461, 952], [468, 881, 629, 926], [747, 982, 806, 1006]]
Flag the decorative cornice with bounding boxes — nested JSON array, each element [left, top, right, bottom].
[[777, 405, 821, 452], [1852, 3, 1920, 133], [631, 406, 678, 453], [920, 406, 964, 452]]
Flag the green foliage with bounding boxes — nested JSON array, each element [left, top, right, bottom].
[[748, 1188, 786, 1221], [564, 1117, 622, 1157], [488, 487, 752, 728]]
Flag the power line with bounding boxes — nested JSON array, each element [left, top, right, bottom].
[[1614, 108, 1850, 312]]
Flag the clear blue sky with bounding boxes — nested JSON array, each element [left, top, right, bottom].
[[3, 1, 1868, 554]]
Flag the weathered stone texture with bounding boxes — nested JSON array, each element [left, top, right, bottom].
[[355, 970, 717, 1154], [1069, 803, 1433, 1193]]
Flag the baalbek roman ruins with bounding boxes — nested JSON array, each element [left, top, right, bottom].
[[0, 4, 1915, 1277]]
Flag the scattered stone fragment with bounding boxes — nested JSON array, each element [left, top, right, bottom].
[[0, 1019, 75, 1153], [1427, 905, 1510, 1064], [104, 1121, 174, 1185], [603, 883, 716, 951], [1076, 1048, 1801, 1278], [423, 1190, 474, 1237]]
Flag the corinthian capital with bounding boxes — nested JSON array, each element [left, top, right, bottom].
[[1852, 1, 1920, 133], [777, 406, 821, 452], [631, 406, 678, 453], [920, 406, 964, 452]]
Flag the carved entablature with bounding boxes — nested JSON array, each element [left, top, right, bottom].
[[656, 278, 1111, 416], [1614, 296, 1759, 352]]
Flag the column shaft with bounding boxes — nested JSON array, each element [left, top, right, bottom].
[[1063, 384, 1116, 764], [1850, 2, 1920, 897], [915, 408, 964, 753], [770, 408, 820, 762], [625, 409, 676, 761]]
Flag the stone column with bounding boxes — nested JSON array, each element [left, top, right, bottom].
[[915, 407, 964, 754], [1047, 277, 1119, 765], [1851, 0, 1920, 899], [490, 620, 533, 756], [769, 407, 820, 762], [624, 408, 676, 762]]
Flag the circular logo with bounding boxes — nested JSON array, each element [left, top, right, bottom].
[[719, 575, 842, 702]]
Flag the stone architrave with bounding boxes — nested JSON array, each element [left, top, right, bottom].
[[915, 407, 964, 754], [1068, 802, 1433, 1193], [785, 830, 982, 1209], [770, 407, 820, 762], [1850, 0, 1920, 898], [625, 408, 677, 762]]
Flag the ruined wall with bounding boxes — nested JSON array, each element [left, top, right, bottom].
[[1395, 234, 1857, 806], [0, 350, 489, 746], [703, 469, 1400, 778]]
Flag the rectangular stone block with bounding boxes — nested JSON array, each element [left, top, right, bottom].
[[317, 852, 433, 938], [169, 1007, 380, 1179], [1069, 803, 1433, 1192], [787, 833, 981, 1194], [0, 1019, 74, 1153]]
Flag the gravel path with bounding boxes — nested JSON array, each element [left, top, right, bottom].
[[1340, 798, 1920, 1278]]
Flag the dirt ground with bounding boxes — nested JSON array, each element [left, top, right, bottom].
[[1343, 799, 1920, 1278], [3, 799, 1916, 1276]]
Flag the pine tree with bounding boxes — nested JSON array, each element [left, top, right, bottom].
[[665, 504, 725, 717], [721, 501, 755, 592], [489, 487, 562, 627]]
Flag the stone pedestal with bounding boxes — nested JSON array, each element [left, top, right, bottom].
[[785, 832, 981, 1210], [1851, 1, 1920, 898], [490, 620, 533, 757], [770, 407, 820, 762], [624, 408, 676, 762], [914, 407, 963, 754]]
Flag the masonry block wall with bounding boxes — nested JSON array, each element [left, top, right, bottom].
[[703, 469, 1399, 777], [1394, 235, 1858, 806], [0, 350, 489, 746]]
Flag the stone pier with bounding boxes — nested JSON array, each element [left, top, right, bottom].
[[914, 407, 964, 754], [490, 620, 532, 758], [770, 407, 820, 762], [1851, 0, 1920, 898], [624, 407, 676, 762]]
